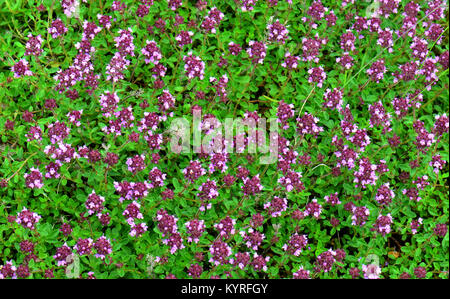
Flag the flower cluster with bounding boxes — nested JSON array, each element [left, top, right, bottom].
[[281, 52, 300, 70], [176, 30, 193, 48], [267, 20, 289, 44], [246, 41, 267, 64], [214, 217, 236, 239], [283, 233, 308, 256], [296, 113, 323, 136], [185, 219, 206, 243], [374, 214, 393, 236], [183, 52, 205, 80], [48, 19, 67, 38], [85, 190, 105, 216], [264, 196, 288, 217], [24, 168, 44, 189], [1, 0, 448, 280], [16, 208, 41, 230], [11, 59, 33, 77]]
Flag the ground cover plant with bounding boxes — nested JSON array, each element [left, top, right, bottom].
[[0, 0, 448, 279]]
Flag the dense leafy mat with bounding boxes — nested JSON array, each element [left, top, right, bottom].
[[0, 0, 448, 279]]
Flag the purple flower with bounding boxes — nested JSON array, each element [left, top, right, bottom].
[[106, 52, 130, 82], [148, 167, 166, 188], [126, 154, 146, 174], [297, 112, 324, 136], [283, 233, 308, 256], [141, 40, 162, 64], [209, 240, 232, 266], [293, 266, 311, 279], [351, 206, 370, 226], [214, 216, 236, 239], [230, 252, 251, 270], [336, 52, 354, 69], [82, 21, 101, 40], [353, 157, 378, 188], [375, 183, 395, 207], [374, 214, 393, 236], [176, 30, 193, 48], [74, 238, 93, 256], [16, 207, 41, 229], [94, 236, 112, 259], [228, 42, 242, 55], [185, 219, 206, 243], [251, 253, 270, 272], [240, 0, 259, 12], [62, 0, 80, 17], [48, 19, 68, 38], [242, 175, 263, 196], [267, 19, 289, 44], [307, 66, 327, 87], [182, 160, 206, 183], [99, 91, 120, 117], [324, 192, 341, 206], [197, 179, 218, 211], [264, 196, 288, 217], [24, 168, 44, 189], [168, 0, 182, 11], [240, 228, 265, 250], [246, 41, 267, 64], [183, 52, 205, 80], [340, 30, 356, 52], [362, 263, 381, 279], [53, 243, 72, 266], [156, 209, 178, 237], [85, 190, 105, 216], [304, 199, 322, 219], [11, 59, 33, 77], [367, 59, 387, 83], [114, 28, 135, 56], [25, 34, 43, 57], [315, 249, 336, 273]]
